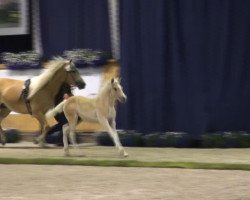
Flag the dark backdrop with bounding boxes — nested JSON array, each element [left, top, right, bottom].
[[0, 35, 32, 53], [0, 0, 32, 55], [117, 0, 250, 136], [39, 0, 111, 59], [2, 0, 250, 136]]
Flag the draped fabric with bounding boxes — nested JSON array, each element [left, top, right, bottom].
[[117, 0, 250, 136], [39, 0, 111, 59], [0, 35, 32, 54]]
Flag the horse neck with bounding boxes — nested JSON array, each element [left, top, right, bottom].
[[97, 84, 116, 108], [44, 68, 67, 98]]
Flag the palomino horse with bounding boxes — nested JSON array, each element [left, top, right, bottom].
[[0, 58, 86, 146], [46, 77, 128, 157]]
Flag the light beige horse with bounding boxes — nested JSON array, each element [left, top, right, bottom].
[[0, 58, 86, 146], [46, 77, 128, 157]]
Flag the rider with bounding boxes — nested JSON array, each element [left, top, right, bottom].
[[45, 83, 73, 146]]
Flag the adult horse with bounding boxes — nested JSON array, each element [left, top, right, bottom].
[[0, 58, 86, 146]]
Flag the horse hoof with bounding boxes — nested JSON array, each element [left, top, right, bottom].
[[64, 152, 70, 157], [1, 137, 6, 145], [38, 142, 46, 148], [33, 138, 39, 144], [119, 149, 128, 158], [123, 152, 129, 157], [64, 149, 70, 157]]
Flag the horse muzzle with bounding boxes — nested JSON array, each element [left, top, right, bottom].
[[119, 96, 127, 103], [76, 81, 86, 89]]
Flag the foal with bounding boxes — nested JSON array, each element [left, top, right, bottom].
[[46, 78, 128, 157]]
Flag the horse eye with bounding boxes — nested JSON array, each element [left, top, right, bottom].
[[114, 87, 117, 91]]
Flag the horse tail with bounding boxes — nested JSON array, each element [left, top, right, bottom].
[[45, 100, 66, 118]]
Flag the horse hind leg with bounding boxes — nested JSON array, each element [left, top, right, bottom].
[[69, 127, 78, 148], [61, 106, 79, 156], [0, 105, 11, 145], [66, 113, 80, 155], [62, 124, 70, 156], [68, 119, 79, 149]]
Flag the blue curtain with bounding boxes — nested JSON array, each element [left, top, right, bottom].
[[117, 0, 250, 136], [40, 0, 111, 59]]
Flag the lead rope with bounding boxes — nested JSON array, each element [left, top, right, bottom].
[[21, 79, 33, 115]]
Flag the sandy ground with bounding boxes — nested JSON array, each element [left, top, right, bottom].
[[1, 142, 250, 164], [0, 142, 250, 200], [0, 165, 250, 200]]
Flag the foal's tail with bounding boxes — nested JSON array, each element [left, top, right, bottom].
[[45, 100, 66, 118]]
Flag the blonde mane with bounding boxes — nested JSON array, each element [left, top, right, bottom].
[[98, 79, 117, 102], [99, 79, 111, 93], [98, 77, 115, 96], [28, 58, 69, 99], [97, 78, 123, 107]]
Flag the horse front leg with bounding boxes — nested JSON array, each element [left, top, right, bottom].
[[98, 115, 128, 157], [63, 113, 79, 156], [0, 106, 11, 145], [34, 114, 50, 147], [62, 124, 70, 156]]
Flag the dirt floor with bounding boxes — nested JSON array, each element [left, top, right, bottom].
[[0, 165, 250, 200], [0, 142, 250, 200], [1, 142, 250, 164]]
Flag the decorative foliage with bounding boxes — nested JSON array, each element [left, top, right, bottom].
[[143, 132, 192, 148], [2, 51, 41, 69], [63, 49, 111, 68], [118, 130, 144, 147], [96, 131, 114, 146], [96, 130, 144, 147], [96, 131, 191, 148], [201, 132, 250, 148], [4, 129, 22, 143], [96, 130, 250, 148]]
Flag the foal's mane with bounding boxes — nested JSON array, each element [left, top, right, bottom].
[[98, 78, 119, 102], [99, 79, 112, 95], [28, 58, 69, 99]]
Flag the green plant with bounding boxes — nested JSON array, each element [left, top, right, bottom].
[[96, 130, 144, 147], [96, 132, 114, 146], [5, 129, 22, 143], [232, 132, 250, 148], [118, 130, 144, 147], [143, 132, 191, 148], [200, 132, 250, 148]]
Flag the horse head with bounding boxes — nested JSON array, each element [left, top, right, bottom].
[[110, 77, 127, 103], [64, 59, 86, 89], [28, 58, 86, 100]]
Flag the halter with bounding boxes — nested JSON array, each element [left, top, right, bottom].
[[67, 69, 81, 88], [68, 71, 76, 81]]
